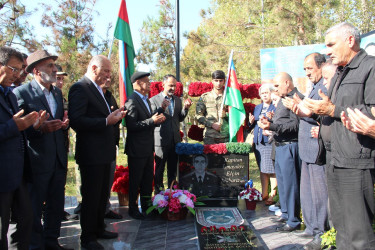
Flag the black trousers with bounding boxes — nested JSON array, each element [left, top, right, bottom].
[[128, 156, 154, 211], [29, 163, 66, 249], [0, 179, 32, 250], [327, 164, 375, 249], [154, 144, 178, 191], [79, 163, 110, 243]]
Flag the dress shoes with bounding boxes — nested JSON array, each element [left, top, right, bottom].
[[45, 242, 73, 250], [105, 210, 123, 219], [97, 230, 118, 239], [74, 202, 82, 214], [276, 224, 299, 232], [303, 237, 322, 250], [293, 230, 314, 239], [128, 209, 144, 220], [270, 217, 286, 223], [81, 241, 104, 250], [62, 211, 71, 221]]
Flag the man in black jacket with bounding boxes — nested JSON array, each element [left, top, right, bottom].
[[125, 72, 165, 220], [259, 72, 303, 232], [304, 22, 375, 249], [69, 55, 126, 250]]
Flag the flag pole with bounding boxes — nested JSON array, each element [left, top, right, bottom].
[[219, 49, 234, 124], [108, 37, 115, 59]]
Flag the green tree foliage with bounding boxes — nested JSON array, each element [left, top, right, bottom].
[[181, 0, 375, 83], [0, 0, 40, 50], [40, 0, 99, 95], [137, 0, 176, 80]]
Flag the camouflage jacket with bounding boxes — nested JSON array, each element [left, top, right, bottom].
[[195, 90, 229, 142]]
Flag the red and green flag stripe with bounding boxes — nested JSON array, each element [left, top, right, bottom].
[[114, 0, 135, 107], [225, 60, 246, 142]]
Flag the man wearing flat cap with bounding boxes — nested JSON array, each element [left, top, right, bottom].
[[125, 71, 166, 219], [13, 50, 71, 250]]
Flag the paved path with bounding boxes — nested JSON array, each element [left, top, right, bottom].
[[60, 196, 311, 249]]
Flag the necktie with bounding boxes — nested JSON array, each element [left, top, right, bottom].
[[167, 97, 173, 116], [199, 176, 202, 183]]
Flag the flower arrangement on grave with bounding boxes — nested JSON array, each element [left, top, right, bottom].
[[146, 182, 205, 218], [238, 180, 262, 202], [111, 165, 129, 194], [175, 142, 252, 155]]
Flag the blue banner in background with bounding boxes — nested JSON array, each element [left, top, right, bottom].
[[260, 44, 326, 82], [260, 30, 375, 83]]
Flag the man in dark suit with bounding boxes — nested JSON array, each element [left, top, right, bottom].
[[13, 50, 70, 250], [292, 53, 328, 249], [102, 78, 123, 220], [180, 154, 220, 197], [125, 71, 165, 219], [68, 55, 126, 250], [150, 74, 192, 193], [0, 47, 43, 250]]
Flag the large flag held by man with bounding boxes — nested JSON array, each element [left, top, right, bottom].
[[114, 0, 135, 107], [224, 56, 246, 142]]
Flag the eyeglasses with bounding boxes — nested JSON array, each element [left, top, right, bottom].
[[5, 65, 22, 74]]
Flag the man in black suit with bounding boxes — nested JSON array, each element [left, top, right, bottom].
[[125, 71, 165, 219], [102, 78, 123, 220], [13, 50, 71, 250], [0, 47, 43, 250], [150, 74, 192, 193], [68, 55, 126, 250]]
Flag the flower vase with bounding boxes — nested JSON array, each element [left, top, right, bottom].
[[117, 192, 129, 206], [245, 200, 256, 210]]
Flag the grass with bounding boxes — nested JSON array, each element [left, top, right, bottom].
[[65, 134, 261, 197]]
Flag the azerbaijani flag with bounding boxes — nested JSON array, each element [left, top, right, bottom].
[[224, 59, 246, 142], [114, 0, 135, 107]]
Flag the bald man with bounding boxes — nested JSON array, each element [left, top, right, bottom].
[[258, 72, 303, 232], [69, 55, 126, 250]]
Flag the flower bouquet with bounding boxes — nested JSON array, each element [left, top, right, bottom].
[[238, 180, 262, 210], [111, 165, 129, 206], [146, 181, 205, 220]]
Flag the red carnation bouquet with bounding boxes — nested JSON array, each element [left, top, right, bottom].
[[112, 165, 129, 194], [203, 143, 227, 154]]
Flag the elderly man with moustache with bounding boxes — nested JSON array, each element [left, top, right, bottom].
[[125, 71, 166, 220], [13, 50, 70, 250], [303, 22, 375, 249], [150, 74, 192, 193], [258, 72, 303, 233], [69, 55, 126, 250]]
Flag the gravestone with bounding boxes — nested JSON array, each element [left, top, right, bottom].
[[178, 153, 249, 205]]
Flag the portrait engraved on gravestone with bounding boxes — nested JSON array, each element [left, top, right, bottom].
[[179, 153, 249, 198]]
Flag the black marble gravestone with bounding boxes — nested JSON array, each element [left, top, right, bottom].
[[178, 153, 249, 206]]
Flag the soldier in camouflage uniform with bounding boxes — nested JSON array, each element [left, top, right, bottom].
[[195, 70, 229, 144]]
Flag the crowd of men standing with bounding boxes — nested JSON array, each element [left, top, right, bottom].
[[0, 21, 374, 250], [0, 46, 191, 250], [258, 22, 375, 250]]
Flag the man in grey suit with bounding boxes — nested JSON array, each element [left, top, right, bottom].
[[293, 53, 328, 250], [150, 74, 192, 192], [13, 50, 71, 250]]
